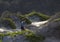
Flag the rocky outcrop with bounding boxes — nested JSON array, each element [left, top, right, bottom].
[[37, 13, 60, 39]]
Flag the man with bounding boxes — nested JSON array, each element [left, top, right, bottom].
[[20, 20, 25, 30]]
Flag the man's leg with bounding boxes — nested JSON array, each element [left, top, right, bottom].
[[21, 26, 25, 30]]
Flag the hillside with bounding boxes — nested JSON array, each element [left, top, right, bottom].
[[0, 0, 60, 42], [0, 12, 60, 42]]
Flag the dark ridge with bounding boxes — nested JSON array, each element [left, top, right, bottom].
[[0, 0, 60, 15]]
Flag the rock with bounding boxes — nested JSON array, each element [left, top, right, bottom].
[[37, 13, 60, 38], [3, 36, 13, 42]]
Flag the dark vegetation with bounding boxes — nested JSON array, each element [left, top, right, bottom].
[[1, 18, 16, 29], [25, 11, 50, 21], [17, 15, 31, 24]]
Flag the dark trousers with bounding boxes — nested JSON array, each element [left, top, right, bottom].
[[21, 26, 25, 30]]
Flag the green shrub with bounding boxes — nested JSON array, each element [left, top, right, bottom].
[[53, 18, 60, 22], [25, 18, 31, 24], [0, 29, 45, 42], [0, 39, 2, 42], [37, 13, 50, 21], [25, 11, 50, 21], [17, 15, 31, 24], [2, 18, 16, 29], [25, 11, 37, 17], [0, 29, 31, 37]]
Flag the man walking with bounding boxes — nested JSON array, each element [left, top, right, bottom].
[[21, 20, 25, 30]]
